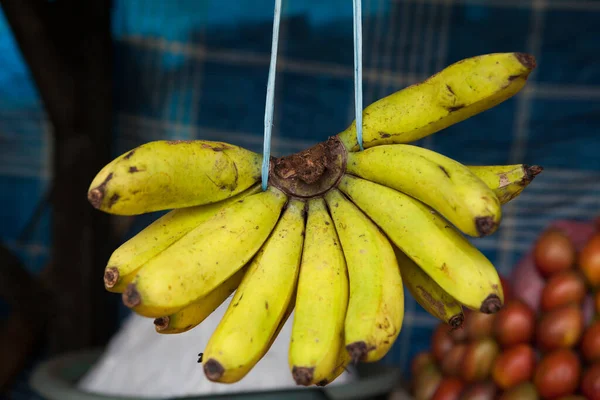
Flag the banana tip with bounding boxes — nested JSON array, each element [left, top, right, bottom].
[[204, 359, 224, 381], [88, 188, 104, 209], [87, 172, 113, 209], [292, 366, 314, 386], [153, 316, 169, 331], [122, 283, 141, 308], [346, 341, 368, 365], [528, 165, 543, 178], [480, 294, 502, 314], [449, 313, 464, 330], [515, 53, 536, 70], [103, 267, 119, 288], [475, 216, 497, 237]]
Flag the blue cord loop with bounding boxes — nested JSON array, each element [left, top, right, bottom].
[[261, 0, 282, 191], [353, 0, 364, 151], [261, 0, 363, 190]]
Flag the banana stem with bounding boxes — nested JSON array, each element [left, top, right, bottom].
[[269, 136, 348, 198]]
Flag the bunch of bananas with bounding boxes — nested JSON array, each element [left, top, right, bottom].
[[88, 53, 542, 386]]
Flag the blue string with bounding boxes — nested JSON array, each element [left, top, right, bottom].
[[261, 0, 282, 191], [353, 0, 364, 151]]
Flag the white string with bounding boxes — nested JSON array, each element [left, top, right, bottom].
[[353, 0, 364, 151], [261, 0, 283, 190]]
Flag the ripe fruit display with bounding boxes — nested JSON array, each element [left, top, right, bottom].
[[88, 52, 542, 386], [533, 229, 576, 278], [492, 344, 535, 390], [442, 344, 468, 377], [461, 338, 499, 383], [464, 309, 496, 341], [536, 305, 584, 351], [493, 299, 536, 348], [580, 234, 600, 287], [534, 349, 581, 399], [409, 217, 600, 399], [458, 381, 497, 400], [540, 270, 587, 312], [431, 377, 465, 400], [581, 321, 600, 363], [581, 362, 600, 400]]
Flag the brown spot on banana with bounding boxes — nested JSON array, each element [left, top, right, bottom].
[[104, 267, 119, 289], [521, 164, 543, 186], [122, 283, 141, 308], [219, 151, 239, 191], [475, 216, 497, 237], [446, 104, 465, 112], [292, 366, 314, 386], [346, 341, 369, 364], [449, 313, 464, 330], [480, 294, 502, 314], [232, 293, 243, 307], [498, 173, 510, 188], [528, 165, 543, 177], [128, 166, 140, 173], [515, 52, 537, 69], [232, 161, 239, 188], [153, 316, 169, 331], [440, 263, 450, 277], [204, 359, 225, 381], [168, 140, 192, 145], [108, 193, 120, 208], [124, 150, 135, 159], [439, 166, 451, 178], [416, 285, 448, 321], [88, 172, 113, 209], [199, 142, 232, 151]]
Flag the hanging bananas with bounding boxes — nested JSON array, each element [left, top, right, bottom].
[[289, 198, 349, 386], [337, 52, 536, 150], [88, 52, 541, 386], [203, 199, 305, 383]]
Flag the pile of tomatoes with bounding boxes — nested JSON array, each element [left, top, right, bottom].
[[409, 218, 600, 400]]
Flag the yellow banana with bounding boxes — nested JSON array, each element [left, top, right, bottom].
[[324, 189, 404, 363], [346, 144, 501, 237], [289, 198, 349, 386], [315, 341, 353, 387], [105, 184, 261, 293], [202, 199, 305, 383], [337, 53, 535, 150], [88, 140, 262, 215], [122, 186, 287, 318], [338, 175, 503, 314], [393, 246, 464, 327], [265, 291, 296, 351], [468, 164, 543, 205], [153, 267, 247, 334]]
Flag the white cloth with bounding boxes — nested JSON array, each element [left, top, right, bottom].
[[78, 298, 355, 398]]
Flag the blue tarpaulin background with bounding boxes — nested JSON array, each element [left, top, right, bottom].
[[1, 0, 599, 396]]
